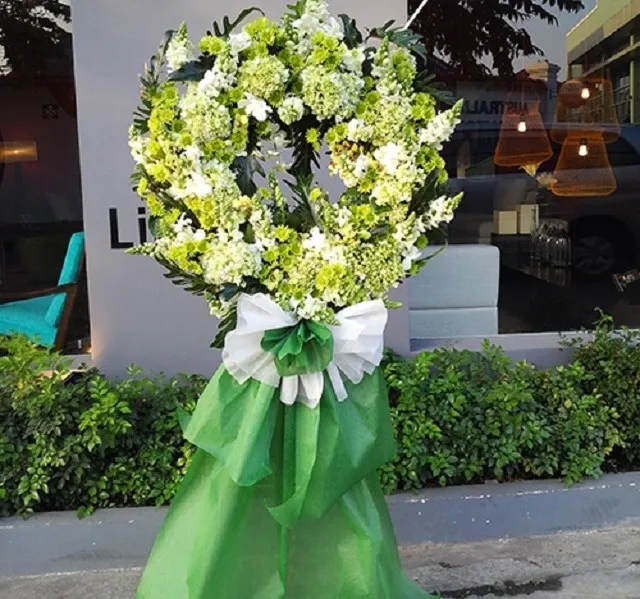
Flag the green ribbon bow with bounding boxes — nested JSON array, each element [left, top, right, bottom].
[[260, 321, 334, 377]]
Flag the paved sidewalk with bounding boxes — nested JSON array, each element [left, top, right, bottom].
[[3, 523, 640, 598]]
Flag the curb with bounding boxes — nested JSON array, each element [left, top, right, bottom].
[[2, 472, 640, 577]]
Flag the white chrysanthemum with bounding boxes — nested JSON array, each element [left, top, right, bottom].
[[239, 93, 272, 121], [184, 145, 202, 163]]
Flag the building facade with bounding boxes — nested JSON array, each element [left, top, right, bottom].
[[567, 0, 640, 123], [3, 0, 640, 375]]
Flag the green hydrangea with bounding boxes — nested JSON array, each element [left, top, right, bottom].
[[301, 66, 362, 120], [238, 55, 289, 104]]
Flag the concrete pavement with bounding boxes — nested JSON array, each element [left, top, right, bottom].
[[3, 523, 640, 598]]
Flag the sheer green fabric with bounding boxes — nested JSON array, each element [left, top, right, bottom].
[[137, 323, 433, 598]]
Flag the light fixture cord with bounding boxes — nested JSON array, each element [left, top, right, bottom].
[[404, 0, 430, 30]]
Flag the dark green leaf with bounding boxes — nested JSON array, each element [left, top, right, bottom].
[[211, 7, 264, 39], [211, 306, 238, 349], [339, 14, 363, 48]]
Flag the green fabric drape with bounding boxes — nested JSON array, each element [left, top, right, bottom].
[[137, 322, 434, 598]]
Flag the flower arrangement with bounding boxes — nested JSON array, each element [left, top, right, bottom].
[[129, 0, 463, 344]]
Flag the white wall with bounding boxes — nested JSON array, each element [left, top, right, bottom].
[[72, 0, 407, 376]]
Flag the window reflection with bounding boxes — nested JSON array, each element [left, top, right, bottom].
[[0, 1, 89, 351], [411, 0, 640, 334]]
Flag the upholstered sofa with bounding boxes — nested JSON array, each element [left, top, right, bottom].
[[408, 244, 500, 340]]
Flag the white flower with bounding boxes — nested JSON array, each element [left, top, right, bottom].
[[128, 133, 147, 164], [374, 143, 403, 175], [201, 238, 261, 287], [184, 171, 212, 198], [353, 154, 370, 179], [278, 95, 305, 125], [343, 46, 365, 72], [173, 213, 193, 234], [303, 227, 327, 251], [165, 29, 192, 73], [255, 235, 276, 251], [297, 294, 326, 320], [419, 108, 462, 150], [420, 195, 460, 230], [346, 119, 362, 141], [198, 68, 224, 97], [173, 214, 207, 243], [184, 145, 202, 162], [239, 93, 272, 122], [402, 246, 422, 271], [229, 31, 252, 55], [302, 227, 345, 264]]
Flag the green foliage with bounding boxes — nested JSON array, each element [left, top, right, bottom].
[[0, 336, 205, 518], [210, 7, 265, 39], [526, 362, 619, 484], [367, 20, 427, 61], [562, 312, 640, 467], [381, 342, 547, 491], [380, 318, 625, 494], [1, 311, 639, 518]]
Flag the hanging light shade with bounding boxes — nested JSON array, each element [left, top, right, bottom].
[[494, 81, 552, 168], [551, 129, 616, 197], [551, 72, 620, 145]]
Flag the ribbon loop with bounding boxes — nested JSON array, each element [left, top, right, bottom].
[[223, 294, 388, 408], [261, 321, 334, 377]]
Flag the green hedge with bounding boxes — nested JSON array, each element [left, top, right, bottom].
[[1, 313, 639, 518]]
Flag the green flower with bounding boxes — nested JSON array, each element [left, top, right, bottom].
[[238, 55, 289, 104], [306, 128, 321, 151], [199, 35, 228, 56], [245, 17, 280, 47]]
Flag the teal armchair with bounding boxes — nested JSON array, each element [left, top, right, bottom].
[[0, 232, 85, 350]]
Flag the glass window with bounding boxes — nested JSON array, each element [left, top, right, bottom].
[[409, 0, 640, 334], [0, 1, 89, 352]]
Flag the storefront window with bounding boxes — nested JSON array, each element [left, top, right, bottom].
[[410, 0, 640, 334], [0, 1, 88, 351]]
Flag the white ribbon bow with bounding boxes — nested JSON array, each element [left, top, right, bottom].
[[222, 294, 388, 408]]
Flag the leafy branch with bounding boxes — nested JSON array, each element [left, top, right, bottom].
[[414, 70, 458, 105], [132, 30, 174, 134], [284, 172, 319, 231], [210, 7, 264, 38], [367, 20, 427, 61]]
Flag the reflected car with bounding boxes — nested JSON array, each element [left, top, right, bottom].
[[446, 123, 640, 277]]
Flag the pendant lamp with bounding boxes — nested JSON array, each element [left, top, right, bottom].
[[494, 79, 552, 168], [551, 71, 620, 145], [551, 129, 616, 197]]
